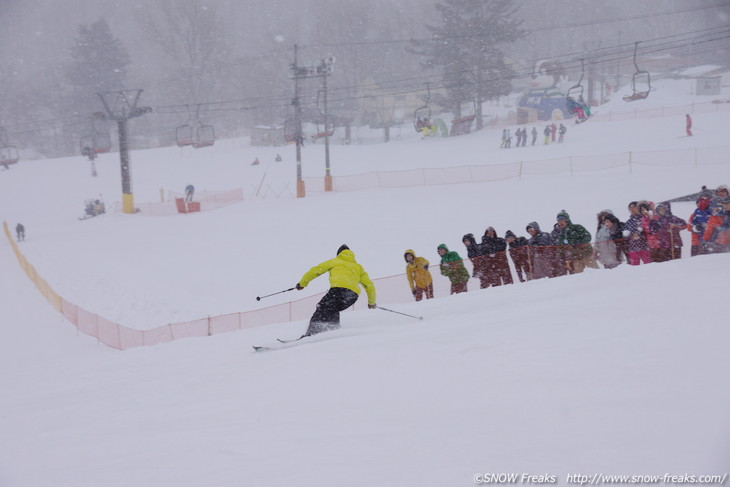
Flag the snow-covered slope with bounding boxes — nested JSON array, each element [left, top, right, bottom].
[[0, 78, 728, 486]]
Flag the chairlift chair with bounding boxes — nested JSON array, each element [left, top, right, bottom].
[[175, 106, 195, 147], [284, 119, 299, 143], [311, 113, 335, 140], [623, 42, 651, 102], [0, 146, 19, 166], [92, 133, 111, 153], [79, 132, 111, 155], [176, 124, 195, 147], [565, 58, 585, 112], [193, 124, 215, 149]]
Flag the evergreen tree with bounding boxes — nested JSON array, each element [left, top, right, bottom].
[[66, 18, 131, 115], [416, 0, 524, 130]]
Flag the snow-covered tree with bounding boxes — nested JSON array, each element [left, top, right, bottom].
[[416, 0, 524, 129], [66, 18, 131, 115]]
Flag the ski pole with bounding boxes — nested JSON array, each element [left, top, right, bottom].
[[376, 305, 423, 321], [256, 287, 296, 301]]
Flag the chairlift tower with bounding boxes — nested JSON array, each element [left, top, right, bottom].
[[96, 89, 151, 214], [290, 46, 335, 197]]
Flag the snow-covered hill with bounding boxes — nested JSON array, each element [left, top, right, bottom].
[[0, 78, 728, 486]]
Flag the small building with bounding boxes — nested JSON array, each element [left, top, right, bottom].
[[251, 125, 286, 146], [695, 76, 722, 96]]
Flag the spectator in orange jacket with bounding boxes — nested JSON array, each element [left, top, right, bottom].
[[404, 249, 434, 301], [702, 199, 730, 253]]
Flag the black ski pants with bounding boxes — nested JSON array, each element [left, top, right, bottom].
[[304, 287, 359, 337]]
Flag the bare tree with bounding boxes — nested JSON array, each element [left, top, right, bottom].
[[139, 0, 233, 103]]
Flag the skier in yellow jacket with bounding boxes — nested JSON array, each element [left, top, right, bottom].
[[296, 245, 377, 336], [404, 249, 433, 301]]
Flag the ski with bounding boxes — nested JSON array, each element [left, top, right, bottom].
[[252, 336, 306, 352], [252, 330, 362, 353], [277, 336, 305, 344]]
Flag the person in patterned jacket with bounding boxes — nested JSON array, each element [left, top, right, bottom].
[[650, 202, 686, 261], [623, 201, 651, 265], [551, 210, 597, 274]]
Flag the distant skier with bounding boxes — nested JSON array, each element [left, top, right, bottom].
[[295, 245, 376, 337], [544, 125, 551, 145], [685, 114, 693, 137], [515, 127, 522, 147], [185, 184, 195, 202], [15, 223, 25, 242], [505, 129, 512, 148], [500, 129, 507, 148], [558, 123, 567, 143], [521, 127, 527, 147], [550, 122, 557, 142], [275, 153, 283, 162], [531, 126, 537, 146]]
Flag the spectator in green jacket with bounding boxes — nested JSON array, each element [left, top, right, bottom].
[[437, 244, 470, 294], [551, 210, 598, 274]]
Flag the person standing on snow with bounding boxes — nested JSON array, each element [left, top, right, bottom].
[[550, 122, 557, 142], [184, 184, 195, 202], [404, 249, 433, 301], [624, 201, 651, 265], [651, 202, 686, 261], [526, 222, 556, 280], [687, 197, 712, 256], [558, 123, 567, 143], [685, 114, 693, 137], [543, 125, 551, 145], [437, 244, 470, 294], [505, 230, 531, 282], [462, 234, 489, 289], [702, 198, 730, 254], [551, 210, 597, 274], [296, 245, 376, 337], [15, 223, 25, 242], [531, 126, 538, 146], [481, 227, 514, 286], [594, 212, 621, 269]]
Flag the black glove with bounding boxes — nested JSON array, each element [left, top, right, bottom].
[[296, 283, 303, 290], [412, 289, 417, 297]]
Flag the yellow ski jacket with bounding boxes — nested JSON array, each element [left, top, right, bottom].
[[299, 249, 376, 306], [404, 249, 433, 290]]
